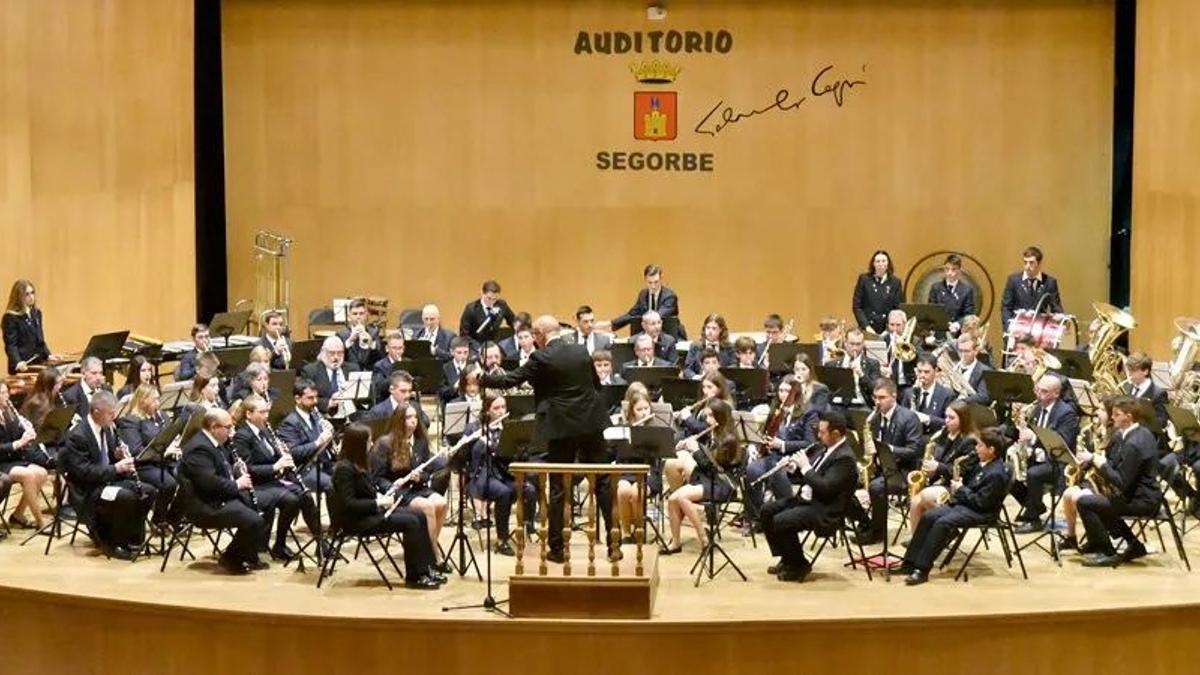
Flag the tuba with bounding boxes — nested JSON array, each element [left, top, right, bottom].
[[1088, 302, 1137, 397], [1169, 317, 1200, 411]]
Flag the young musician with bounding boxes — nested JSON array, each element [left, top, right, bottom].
[[954, 334, 993, 404], [614, 389, 667, 540], [1123, 352, 1167, 429], [258, 309, 293, 371], [441, 337, 473, 402], [792, 354, 832, 415], [416, 304, 455, 361], [330, 423, 443, 589], [850, 378, 923, 545], [1010, 374, 1080, 533], [466, 394, 537, 556], [1000, 245, 1064, 327], [882, 310, 917, 398], [852, 250, 905, 335], [1060, 400, 1111, 552], [276, 380, 336, 492], [575, 305, 612, 355], [459, 280, 516, 347], [683, 314, 733, 377], [498, 312, 532, 359], [116, 384, 180, 527], [179, 408, 266, 574], [367, 370, 432, 430], [925, 254, 976, 329], [301, 336, 360, 414], [117, 355, 155, 400], [3, 279, 55, 374], [371, 330, 408, 403], [744, 375, 810, 525], [0, 380, 50, 530], [188, 373, 223, 409], [21, 367, 65, 429], [901, 354, 956, 435], [728, 336, 766, 410], [635, 311, 677, 364], [611, 263, 683, 338], [369, 401, 449, 557], [175, 323, 211, 381], [756, 314, 788, 369], [338, 298, 381, 369], [511, 325, 537, 367], [61, 357, 113, 419], [689, 349, 722, 381], [662, 398, 743, 554], [901, 428, 1010, 585], [905, 400, 979, 534], [592, 350, 625, 385], [824, 328, 882, 407], [817, 316, 844, 363]]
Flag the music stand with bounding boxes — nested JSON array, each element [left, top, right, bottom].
[[331, 372, 372, 418], [732, 411, 768, 446], [505, 393, 536, 419], [137, 415, 187, 465], [269, 371, 297, 402], [289, 339, 324, 370], [364, 415, 391, 441], [720, 368, 768, 403], [212, 347, 253, 377], [900, 303, 951, 339], [1069, 379, 1102, 419], [609, 342, 635, 368], [159, 386, 191, 416], [981, 371, 1036, 425], [1167, 405, 1200, 443], [602, 383, 629, 412], [857, 440, 905, 579], [402, 358, 445, 397], [492, 327, 515, 344], [765, 342, 802, 373], [659, 378, 701, 410], [624, 366, 679, 394], [268, 397, 295, 429], [794, 343, 824, 368], [661, 316, 683, 341], [818, 366, 860, 406], [442, 401, 478, 439], [33, 406, 75, 446], [180, 408, 207, 445], [618, 426, 675, 546], [82, 331, 132, 364], [1047, 349, 1094, 381], [209, 311, 252, 347], [404, 341, 433, 360], [1132, 399, 1163, 437], [1021, 426, 1070, 564], [966, 402, 998, 429]]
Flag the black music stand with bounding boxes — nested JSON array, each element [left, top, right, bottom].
[[33, 406, 75, 446], [1167, 405, 1200, 443], [158, 385, 191, 415], [289, 339, 323, 370], [689, 445, 749, 586], [208, 311, 251, 347], [617, 426, 675, 546], [967, 402, 998, 428], [403, 358, 444, 396], [1132, 399, 1164, 438], [1047, 349, 1094, 381], [1020, 426, 1070, 565], [179, 408, 207, 445], [794, 343, 824, 367], [720, 368, 768, 406], [764, 342, 802, 373], [981, 371, 1036, 425], [819, 366, 860, 407], [609, 342, 635, 368], [624, 366, 678, 396], [602, 384, 630, 413], [269, 371, 297, 402], [662, 316, 684, 341], [212, 346, 253, 377], [659, 378, 701, 410], [505, 394, 535, 419], [855, 440, 905, 580], [404, 340, 433, 360], [441, 404, 482, 581], [267, 397, 295, 429], [82, 331, 132, 364], [900, 303, 951, 339]]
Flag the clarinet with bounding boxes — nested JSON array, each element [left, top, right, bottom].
[[233, 454, 260, 510], [266, 421, 309, 495], [115, 438, 142, 489]]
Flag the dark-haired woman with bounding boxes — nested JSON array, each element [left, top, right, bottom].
[[851, 250, 904, 335]]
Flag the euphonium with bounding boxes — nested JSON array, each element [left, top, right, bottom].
[[934, 347, 975, 399], [908, 428, 944, 498], [1088, 302, 1137, 397], [1169, 317, 1200, 411]]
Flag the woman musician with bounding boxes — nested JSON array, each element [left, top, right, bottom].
[[662, 398, 744, 555], [369, 401, 449, 561], [852, 250, 905, 335], [116, 384, 181, 528], [466, 394, 537, 556], [0, 380, 50, 530], [3, 279, 57, 375], [117, 355, 155, 401], [905, 400, 980, 535], [682, 314, 734, 377], [665, 371, 734, 492], [1060, 398, 1113, 553], [614, 387, 669, 542], [188, 373, 224, 410]]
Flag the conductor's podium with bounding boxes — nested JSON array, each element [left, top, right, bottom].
[[508, 462, 659, 619]]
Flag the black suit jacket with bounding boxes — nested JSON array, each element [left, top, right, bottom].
[[301, 361, 361, 411], [479, 338, 609, 442], [949, 458, 1009, 514], [1124, 381, 1169, 431], [823, 355, 883, 404], [336, 326, 382, 369], [409, 326, 454, 361], [1026, 399, 1081, 454], [366, 397, 431, 428], [330, 460, 385, 534], [60, 422, 122, 517], [959, 360, 992, 405], [3, 309, 50, 374], [1100, 426, 1162, 508], [793, 442, 858, 530], [257, 335, 294, 371], [176, 349, 203, 381], [61, 382, 114, 419], [611, 286, 680, 332], [276, 409, 325, 470], [926, 281, 976, 323], [683, 342, 734, 377], [901, 383, 956, 432], [852, 273, 904, 334], [631, 332, 677, 364], [180, 432, 246, 512], [871, 406, 924, 470], [459, 298, 516, 345], [1000, 272, 1063, 326], [231, 424, 285, 485]]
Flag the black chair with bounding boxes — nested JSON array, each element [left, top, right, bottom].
[[21, 480, 95, 556], [306, 307, 338, 340], [1122, 494, 1191, 571], [805, 516, 874, 581], [158, 520, 230, 572], [937, 504, 1028, 582], [316, 527, 404, 590]]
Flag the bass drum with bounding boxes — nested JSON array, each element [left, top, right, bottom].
[[1004, 309, 1078, 350]]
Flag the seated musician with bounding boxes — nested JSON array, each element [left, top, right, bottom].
[[958, 315, 994, 367], [1000, 245, 1064, 328], [449, 365, 485, 407], [756, 314, 788, 369], [369, 401, 449, 560], [574, 305, 612, 355], [901, 354, 955, 435], [745, 375, 813, 527], [0, 476, 9, 539], [18, 371, 66, 515], [367, 370, 431, 429], [512, 325, 537, 367], [116, 384, 180, 527], [611, 263, 684, 339], [900, 427, 1010, 585], [852, 250, 905, 335], [440, 337, 473, 402], [459, 279, 516, 348], [1060, 400, 1112, 552], [498, 312, 532, 359], [824, 328, 881, 407], [816, 316, 844, 363], [954, 334, 992, 404], [729, 336, 767, 410], [175, 323, 211, 382], [330, 423, 443, 589], [179, 408, 266, 574], [1122, 352, 1167, 428], [0, 380, 50, 530], [258, 309, 293, 371], [1073, 397, 1162, 567], [759, 409, 858, 582], [371, 330, 407, 403], [61, 391, 154, 560], [188, 372, 224, 410], [416, 304, 455, 361], [614, 388, 668, 541], [116, 355, 154, 400], [301, 336, 360, 414], [1010, 374, 1080, 533], [792, 354, 832, 415], [661, 398, 744, 555], [3, 279, 56, 374], [276, 380, 336, 492], [592, 350, 625, 385], [683, 314, 733, 377], [665, 371, 735, 492], [337, 297, 381, 369], [61, 356, 113, 419], [925, 253, 976, 332], [622, 334, 673, 375], [905, 400, 979, 535], [231, 394, 320, 562], [227, 362, 278, 407], [634, 311, 677, 364], [882, 309, 917, 400], [466, 394, 537, 556], [849, 378, 923, 545], [688, 348, 722, 381]]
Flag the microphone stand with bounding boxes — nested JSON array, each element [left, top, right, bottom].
[[443, 424, 508, 617]]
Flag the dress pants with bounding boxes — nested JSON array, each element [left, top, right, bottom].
[[470, 476, 537, 540], [745, 453, 791, 521], [93, 479, 155, 548], [848, 475, 902, 538], [760, 496, 831, 569], [255, 482, 319, 549], [904, 505, 991, 572], [546, 432, 611, 554], [362, 506, 435, 578], [192, 499, 265, 564], [1076, 494, 1155, 556], [140, 464, 178, 524], [1010, 461, 1058, 521]]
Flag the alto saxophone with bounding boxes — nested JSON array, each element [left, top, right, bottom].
[[1007, 404, 1032, 482], [908, 428, 944, 498], [1065, 421, 1091, 489], [937, 454, 971, 505], [1083, 424, 1114, 498]]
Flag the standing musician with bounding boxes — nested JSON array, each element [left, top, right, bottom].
[[276, 380, 336, 492], [1009, 374, 1080, 532], [116, 384, 180, 528], [117, 355, 155, 400], [850, 378, 923, 545], [474, 314, 613, 564], [744, 375, 816, 526], [0, 380, 50, 530], [497, 312, 533, 359], [258, 309, 293, 371], [1075, 397, 1161, 567], [613, 388, 667, 540], [61, 357, 113, 420], [370, 330, 408, 403], [459, 280, 516, 348], [926, 254, 976, 330], [175, 324, 212, 382], [882, 310, 917, 399], [338, 298, 381, 369], [852, 250, 905, 335], [900, 428, 1010, 585], [465, 394, 537, 557], [902, 354, 956, 436], [574, 305, 612, 356], [610, 263, 684, 339], [592, 350, 625, 385], [179, 408, 267, 574], [622, 334, 673, 374], [954, 334, 993, 404], [683, 314, 734, 377], [661, 398, 744, 555], [905, 400, 979, 535], [369, 401, 449, 556], [759, 409, 858, 582], [824, 328, 882, 407], [61, 391, 154, 560], [231, 394, 320, 562], [1000, 245, 1064, 327], [331, 423, 444, 589], [635, 311, 678, 364], [416, 304, 455, 361], [3, 279, 58, 374], [301, 336, 360, 414]]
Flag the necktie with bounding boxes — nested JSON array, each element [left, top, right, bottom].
[[919, 390, 929, 412], [1038, 408, 1049, 428], [98, 429, 110, 467], [309, 411, 321, 438], [649, 292, 657, 312], [879, 417, 889, 440], [330, 368, 340, 391]]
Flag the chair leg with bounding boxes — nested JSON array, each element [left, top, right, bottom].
[[938, 529, 968, 570], [359, 537, 394, 591], [954, 532, 987, 582], [1165, 514, 1192, 572]]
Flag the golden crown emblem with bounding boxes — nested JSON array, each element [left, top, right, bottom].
[[629, 59, 682, 84]]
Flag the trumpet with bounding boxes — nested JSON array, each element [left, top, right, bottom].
[[349, 324, 376, 351], [274, 337, 292, 369]]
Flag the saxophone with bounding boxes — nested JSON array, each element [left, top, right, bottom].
[[908, 428, 945, 498], [1065, 421, 1091, 488], [1083, 424, 1114, 498], [1006, 404, 1031, 482], [859, 410, 878, 492], [936, 454, 972, 505]]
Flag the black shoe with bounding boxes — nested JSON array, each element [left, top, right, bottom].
[[405, 573, 442, 590], [433, 560, 453, 574], [218, 554, 250, 575], [1121, 541, 1149, 562], [904, 570, 929, 586], [8, 514, 35, 529], [1077, 539, 1102, 555], [898, 538, 912, 548], [767, 563, 781, 575], [1058, 535, 1079, 551], [425, 568, 448, 584], [658, 544, 683, 556], [471, 518, 492, 530], [495, 541, 515, 556], [525, 521, 537, 536], [0, 530, 7, 542], [776, 564, 812, 582], [58, 506, 77, 521], [607, 548, 624, 563], [247, 556, 270, 571], [106, 545, 134, 561], [546, 549, 566, 563], [897, 561, 916, 575], [270, 544, 296, 561], [1081, 551, 1121, 567], [1014, 520, 1043, 535]]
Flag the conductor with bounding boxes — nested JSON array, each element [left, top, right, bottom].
[[472, 314, 615, 563]]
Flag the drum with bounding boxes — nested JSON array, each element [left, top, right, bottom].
[[1005, 309, 1076, 349]]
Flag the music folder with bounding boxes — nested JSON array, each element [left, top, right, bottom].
[[618, 426, 676, 462], [765, 342, 802, 373], [1166, 405, 1200, 442], [719, 367, 768, 400], [137, 414, 188, 463], [981, 370, 1036, 405], [83, 330, 132, 363]]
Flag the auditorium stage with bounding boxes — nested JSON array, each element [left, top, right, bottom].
[[2, 510, 1199, 675]]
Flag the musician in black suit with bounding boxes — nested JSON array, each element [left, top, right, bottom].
[[574, 305, 613, 356], [755, 314, 789, 370], [337, 298, 382, 369], [61, 357, 114, 419], [955, 334, 992, 405], [175, 323, 212, 382], [1010, 374, 1081, 532], [1075, 397, 1162, 567], [60, 391, 154, 560], [925, 254, 976, 328], [275, 380, 336, 492], [1000, 245, 1064, 327], [231, 395, 320, 561], [3, 279, 54, 374], [503, 324, 538, 368], [852, 250, 905, 335], [1123, 353, 1168, 429], [459, 279, 516, 347], [901, 428, 1010, 585], [592, 350, 626, 386], [632, 311, 677, 364], [760, 410, 858, 582], [901, 355, 956, 435], [179, 408, 266, 574], [300, 336, 361, 414], [823, 329, 882, 407], [497, 312, 532, 359], [415, 304, 455, 361], [365, 370, 431, 428], [610, 263, 684, 339], [882, 310, 917, 398], [257, 309, 293, 371], [474, 314, 614, 563], [440, 337, 473, 402], [683, 313, 734, 377], [850, 378, 924, 544], [622, 334, 673, 376], [370, 330, 409, 403]]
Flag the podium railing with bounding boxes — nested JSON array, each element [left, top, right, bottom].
[[509, 462, 651, 578]]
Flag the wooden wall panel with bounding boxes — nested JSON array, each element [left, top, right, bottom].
[[0, 0, 195, 354], [1131, 0, 1200, 355], [223, 0, 1113, 340]]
